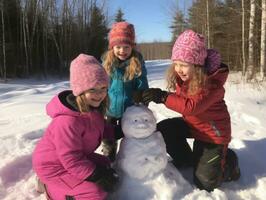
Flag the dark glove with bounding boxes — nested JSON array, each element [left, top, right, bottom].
[[132, 90, 144, 104], [142, 88, 168, 104], [85, 166, 119, 192], [101, 139, 117, 162]]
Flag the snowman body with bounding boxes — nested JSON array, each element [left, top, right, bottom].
[[117, 130, 167, 180], [116, 105, 168, 180]]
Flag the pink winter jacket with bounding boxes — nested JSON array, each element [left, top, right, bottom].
[[32, 91, 114, 191]]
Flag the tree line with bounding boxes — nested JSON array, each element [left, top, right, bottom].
[[0, 0, 265, 81], [0, 0, 108, 80], [170, 0, 266, 81]]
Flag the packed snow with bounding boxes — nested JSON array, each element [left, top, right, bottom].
[[0, 60, 266, 200]]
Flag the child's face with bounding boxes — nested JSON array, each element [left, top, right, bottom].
[[113, 44, 132, 60], [84, 84, 108, 107], [173, 60, 194, 82]]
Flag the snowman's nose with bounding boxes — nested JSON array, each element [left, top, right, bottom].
[[136, 123, 147, 129]]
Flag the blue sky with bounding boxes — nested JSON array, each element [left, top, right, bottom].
[[107, 0, 193, 43]]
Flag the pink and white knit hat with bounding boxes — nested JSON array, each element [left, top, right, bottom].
[[70, 54, 108, 96], [171, 30, 207, 66], [109, 22, 135, 49]]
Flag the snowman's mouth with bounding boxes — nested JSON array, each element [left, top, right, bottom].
[[134, 124, 148, 129]]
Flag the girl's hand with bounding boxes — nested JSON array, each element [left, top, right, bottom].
[[101, 139, 117, 162], [142, 88, 168, 104], [132, 90, 144, 104]]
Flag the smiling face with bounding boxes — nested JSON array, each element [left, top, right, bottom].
[[121, 105, 157, 139], [174, 60, 195, 82], [113, 44, 133, 60], [83, 84, 108, 108]]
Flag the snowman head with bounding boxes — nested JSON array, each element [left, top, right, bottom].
[[121, 105, 157, 139]]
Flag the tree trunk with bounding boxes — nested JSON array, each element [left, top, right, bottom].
[[41, 0, 48, 77], [51, 31, 63, 73], [246, 0, 256, 81], [29, 0, 40, 72], [1, 0, 6, 81], [260, 0, 266, 80], [242, 0, 246, 76], [206, 0, 210, 48], [22, 10, 29, 77]]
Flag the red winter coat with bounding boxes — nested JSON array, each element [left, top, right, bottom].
[[165, 66, 231, 144], [32, 91, 114, 200]]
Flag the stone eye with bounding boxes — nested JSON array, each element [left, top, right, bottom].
[[134, 119, 138, 122]]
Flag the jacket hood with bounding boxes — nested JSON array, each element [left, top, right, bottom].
[[207, 63, 229, 87], [46, 91, 80, 119]]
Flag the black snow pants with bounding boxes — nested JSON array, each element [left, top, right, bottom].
[[157, 117, 240, 192]]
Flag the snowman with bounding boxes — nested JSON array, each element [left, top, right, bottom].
[[116, 105, 168, 180], [110, 105, 192, 200]]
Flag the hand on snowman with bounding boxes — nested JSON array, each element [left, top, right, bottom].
[[142, 88, 168, 104], [101, 139, 117, 162]]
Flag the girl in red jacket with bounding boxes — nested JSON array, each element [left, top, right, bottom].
[[142, 30, 240, 191]]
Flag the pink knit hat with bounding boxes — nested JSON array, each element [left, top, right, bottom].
[[171, 29, 207, 65], [70, 54, 108, 96], [109, 22, 135, 49]]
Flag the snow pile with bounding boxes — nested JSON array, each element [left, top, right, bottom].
[[0, 61, 266, 199]]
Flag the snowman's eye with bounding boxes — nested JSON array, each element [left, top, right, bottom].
[[144, 119, 148, 122], [134, 119, 138, 122]]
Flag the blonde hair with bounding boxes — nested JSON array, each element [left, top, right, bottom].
[[103, 49, 142, 81], [75, 93, 109, 114], [166, 63, 207, 95]]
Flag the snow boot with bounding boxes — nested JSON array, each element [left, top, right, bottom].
[[35, 176, 52, 200], [35, 176, 46, 194], [65, 196, 75, 200], [223, 149, 241, 182]]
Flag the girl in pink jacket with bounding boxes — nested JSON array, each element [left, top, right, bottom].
[[32, 54, 118, 200], [141, 30, 240, 192]]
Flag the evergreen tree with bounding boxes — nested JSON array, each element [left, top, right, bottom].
[[87, 3, 108, 60], [169, 10, 188, 43], [115, 8, 125, 22]]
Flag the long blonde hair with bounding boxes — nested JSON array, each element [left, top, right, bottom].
[[103, 49, 142, 81], [166, 63, 208, 95], [75, 93, 109, 114]]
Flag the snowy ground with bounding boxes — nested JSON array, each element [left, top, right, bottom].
[[0, 60, 266, 200]]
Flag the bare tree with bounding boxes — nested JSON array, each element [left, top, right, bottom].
[[242, 0, 246, 76], [22, 4, 29, 77], [260, 0, 266, 80], [29, 0, 40, 71], [246, 0, 256, 81], [0, 0, 6, 81], [206, 0, 210, 48]]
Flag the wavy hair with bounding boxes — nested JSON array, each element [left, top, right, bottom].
[[166, 63, 208, 95]]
